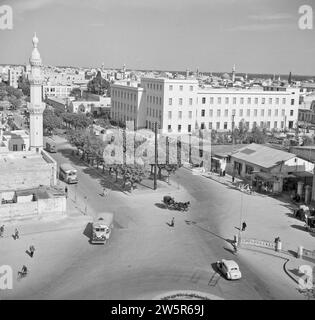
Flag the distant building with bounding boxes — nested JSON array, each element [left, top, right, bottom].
[[111, 77, 300, 134], [46, 97, 68, 113], [8, 66, 23, 88], [1, 130, 29, 152], [43, 84, 75, 98], [68, 96, 111, 117]]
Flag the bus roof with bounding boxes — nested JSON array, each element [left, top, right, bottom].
[[60, 163, 77, 172]]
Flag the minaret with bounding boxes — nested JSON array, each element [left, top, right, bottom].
[[27, 33, 45, 152], [232, 64, 236, 83]]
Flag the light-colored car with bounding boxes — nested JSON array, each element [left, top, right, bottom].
[[216, 259, 242, 280]]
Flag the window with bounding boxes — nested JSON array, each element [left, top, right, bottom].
[[188, 111, 192, 118], [169, 85, 173, 91], [179, 85, 183, 91], [210, 97, 214, 104], [178, 111, 182, 119], [13, 144, 18, 151], [282, 109, 285, 116], [179, 98, 183, 105], [268, 109, 271, 117], [209, 122, 212, 129], [189, 85, 193, 91], [260, 121, 264, 128], [168, 111, 172, 119], [233, 97, 236, 104], [218, 97, 222, 104], [275, 109, 278, 116], [202, 97, 206, 104], [276, 98, 280, 105], [168, 125, 172, 132], [247, 97, 251, 104], [274, 121, 277, 128], [267, 121, 270, 128], [262, 98, 265, 104], [201, 109, 205, 117], [225, 97, 229, 104], [291, 99, 295, 105], [200, 123, 205, 129], [255, 98, 258, 104], [254, 109, 257, 117], [261, 109, 265, 116], [269, 98, 273, 104], [189, 98, 193, 105], [245, 122, 249, 128], [290, 110, 294, 116], [217, 109, 221, 117], [224, 122, 228, 129], [282, 98, 286, 104], [169, 98, 172, 105], [281, 121, 284, 128], [178, 124, 182, 132], [240, 98, 244, 104], [188, 124, 191, 132], [216, 122, 220, 130], [209, 109, 213, 117], [239, 109, 243, 117], [224, 109, 228, 117], [246, 109, 250, 116]]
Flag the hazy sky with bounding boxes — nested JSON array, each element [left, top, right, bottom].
[[0, 0, 315, 74]]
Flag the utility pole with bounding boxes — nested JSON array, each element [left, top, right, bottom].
[[154, 122, 158, 190], [232, 110, 235, 145]]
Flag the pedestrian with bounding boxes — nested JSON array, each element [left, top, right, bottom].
[[65, 186, 68, 198], [0, 225, 4, 237], [242, 221, 247, 231], [102, 187, 107, 197], [14, 228, 19, 240], [29, 245, 35, 258], [170, 217, 175, 227], [232, 176, 235, 183]]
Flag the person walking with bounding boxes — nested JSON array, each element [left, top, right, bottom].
[[242, 221, 247, 232], [0, 225, 4, 237], [65, 186, 68, 198], [170, 217, 175, 227], [102, 187, 107, 197], [14, 228, 19, 240], [29, 245, 35, 258]]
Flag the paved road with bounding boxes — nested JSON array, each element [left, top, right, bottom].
[[1, 137, 302, 300]]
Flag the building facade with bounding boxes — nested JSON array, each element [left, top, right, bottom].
[[111, 77, 300, 134], [43, 84, 74, 98]]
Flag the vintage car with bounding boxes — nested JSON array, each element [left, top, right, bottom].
[[216, 259, 242, 280]]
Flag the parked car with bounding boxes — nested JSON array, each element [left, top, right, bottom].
[[216, 259, 242, 280]]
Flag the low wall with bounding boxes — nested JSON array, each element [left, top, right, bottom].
[[240, 238, 276, 250], [0, 196, 66, 222]]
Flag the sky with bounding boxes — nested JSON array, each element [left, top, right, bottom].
[[0, 0, 315, 75]]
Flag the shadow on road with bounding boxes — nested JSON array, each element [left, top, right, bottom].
[[83, 222, 92, 241], [223, 247, 236, 255], [290, 224, 307, 232], [155, 203, 167, 210]]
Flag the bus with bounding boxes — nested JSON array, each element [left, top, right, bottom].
[[59, 163, 78, 184], [44, 138, 57, 153]]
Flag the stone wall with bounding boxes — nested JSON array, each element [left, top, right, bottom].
[[0, 196, 66, 222]]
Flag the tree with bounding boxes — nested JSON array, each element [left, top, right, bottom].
[[87, 71, 110, 96], [69, 88, 81, 99], [18, 76, 30, 97], [43, 109, 63, 134]]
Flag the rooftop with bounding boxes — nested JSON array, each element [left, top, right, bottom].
[[0, 151, 49, 170], [231, 143, 296, 169]]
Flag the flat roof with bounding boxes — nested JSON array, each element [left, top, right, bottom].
[[0, 151, 49, 170]]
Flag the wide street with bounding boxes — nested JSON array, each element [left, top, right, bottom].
[[0, 136, 307, 300]]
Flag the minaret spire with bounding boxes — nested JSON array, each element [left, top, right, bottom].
[[27, 33, 45, 152]]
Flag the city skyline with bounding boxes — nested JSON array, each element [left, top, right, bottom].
[[0, 0, 315, 75]]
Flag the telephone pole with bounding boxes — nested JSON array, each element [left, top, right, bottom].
[[154, 122, 158, 190]]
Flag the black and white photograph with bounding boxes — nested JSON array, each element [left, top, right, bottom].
[[0, 0, 314, 307]]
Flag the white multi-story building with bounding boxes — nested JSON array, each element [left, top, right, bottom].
[[8, 66, 23, 88], [43, 84, 75, 98], [111, 77, 300, 134]]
